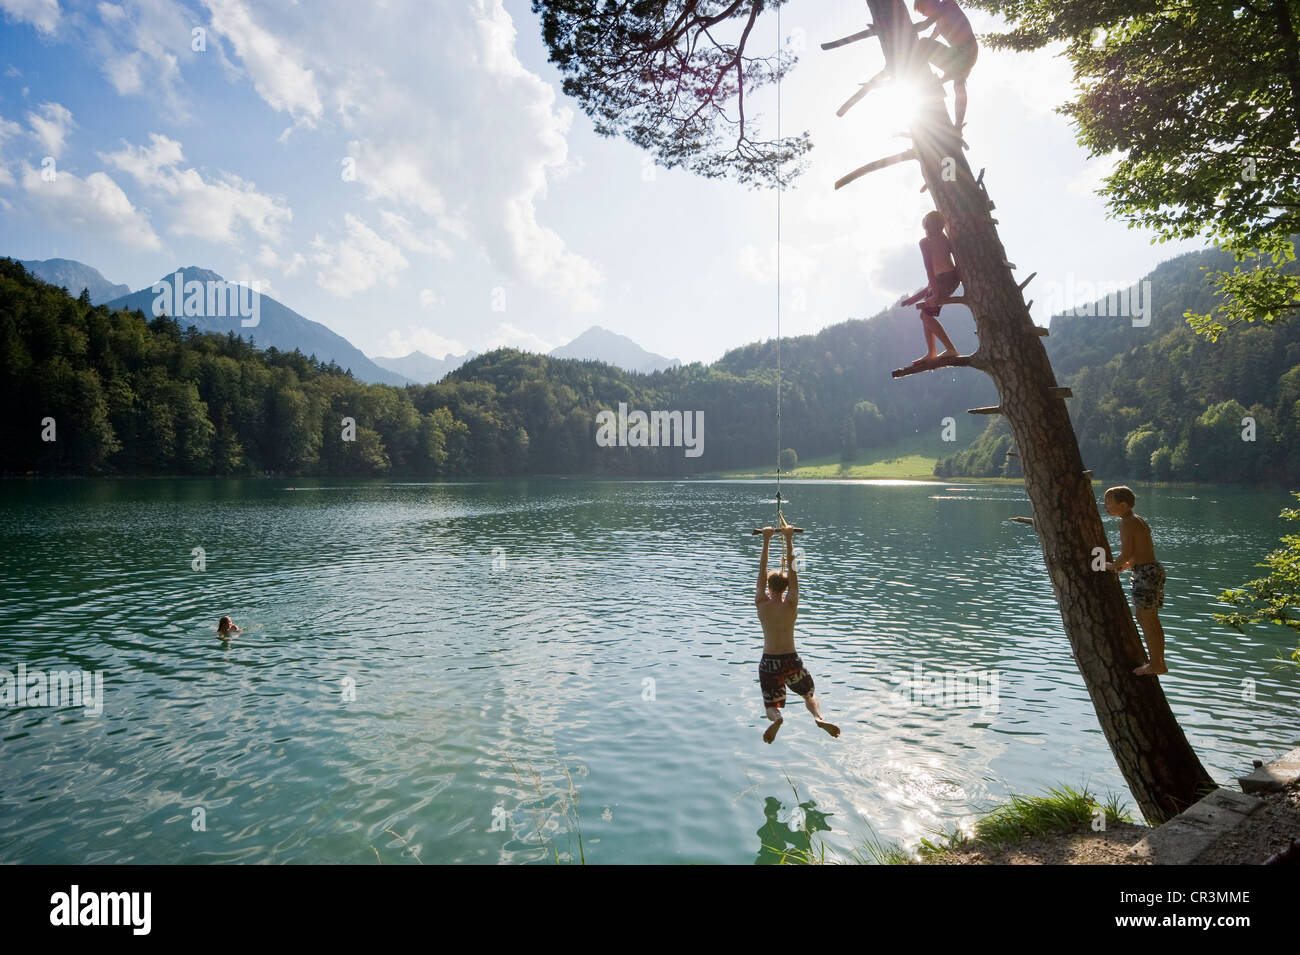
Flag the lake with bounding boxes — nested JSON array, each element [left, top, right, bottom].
[[0, 478, 1296, 864]]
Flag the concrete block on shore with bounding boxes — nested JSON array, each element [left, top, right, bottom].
[[1238, 747, 1300, 794], [1128, 788, 1262, 865]]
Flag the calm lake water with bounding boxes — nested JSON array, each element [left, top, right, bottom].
[[0, 478, 1296, 864]]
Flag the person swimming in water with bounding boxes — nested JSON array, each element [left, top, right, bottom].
[[218, 615, 240, 637], [755, 525, 840, 744]]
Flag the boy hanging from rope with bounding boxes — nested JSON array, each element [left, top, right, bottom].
[[756, 524, 840, 744], [901, 210, 963, 366], [913, 0, 979, 131]]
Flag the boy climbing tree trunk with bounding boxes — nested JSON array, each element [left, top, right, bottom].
[[861, 0, 1212, 822], [531, 0, 1215, 823]]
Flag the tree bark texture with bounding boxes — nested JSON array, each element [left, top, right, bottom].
[[862, 0, 1215, 823]]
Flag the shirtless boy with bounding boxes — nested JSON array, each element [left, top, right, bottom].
[[901, 210, 963, 365], [755, 526, 840, 743], [1102, 486, 1168, 676], [914, 0, 979, 130]]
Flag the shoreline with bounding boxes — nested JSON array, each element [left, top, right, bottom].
[[1, 472, 1289, 490]]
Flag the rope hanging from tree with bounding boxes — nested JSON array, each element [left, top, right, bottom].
[[746, 4, 805, 559], [773, 4, 798, 568], [775, 2, 785, 550]]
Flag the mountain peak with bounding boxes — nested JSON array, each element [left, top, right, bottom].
[[372, 348, 478, 383], [156, 266, 229, 285], [101, 266, 412, 387], [18, 257, 130, 305], [550, 325, 680, 374]]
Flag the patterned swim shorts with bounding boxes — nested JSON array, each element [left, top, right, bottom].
[[924, 38, 978, 80], [759, 653, 815, 709], [1131, 561, 1166, 611]]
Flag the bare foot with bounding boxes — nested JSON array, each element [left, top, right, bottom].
[[763, 719, 783, 744], [1133, 662, 1168, 676], [913, 354, 938, 366], [816, 720, 841, 739], [938, 348, 959, 359]]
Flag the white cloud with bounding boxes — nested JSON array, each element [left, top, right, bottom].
[[312, 213, 409, 296], [381, 210, 451, 258], [21, 163, 161, 249], [1, 0, 60, 35], [104, 50, 145, 95], [346, 139, 449, 220], [26, 102, 74, 157], [257, 0, 602, 313], [204, 0, 323, 129], [258, 243, 305, 276], [964, 9, 1077, 119], [1068, 153, 1120, 198], [231, 261, 275, 298], [738, 242, 817, 286], [0, 112, 22, 186], [866, 242, 921, 301], [473, 0, 601, 311], [418, 288, 442, 308], [483, 321, 553, 354], [100, 133, 292, 244], [93, 0, 191, 118]]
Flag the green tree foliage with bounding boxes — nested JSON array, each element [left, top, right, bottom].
[[0, 260, 455, 477], [1216, 493, 1300, 666], [934, 421, 1014, 478], [853, 400, 887, 448], [840, 413, 857, 463], [939, 247, 1300, 484], [1124, 427, 1159, 478], [966, 0, 1300, 339], [1, 258, 988, 478], [531, 0, 810, 188]]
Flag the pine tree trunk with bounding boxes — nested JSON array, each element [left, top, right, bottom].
[[864, 0, 1214, 823]]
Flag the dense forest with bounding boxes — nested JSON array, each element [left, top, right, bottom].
[[937, 246, 1300, 483], [0, 257, 989, 477], [4, 245, 1296, 483]]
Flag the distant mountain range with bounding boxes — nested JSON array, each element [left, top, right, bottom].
[[373, 349, 479, 384], [19, 258, 130, 305], [102, 267, 412, 387], [549, 325, 680, 373], [14, 257, 683, 384]]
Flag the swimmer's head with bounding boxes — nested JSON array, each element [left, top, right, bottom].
[[767, 571, 789, 596], [218, 615, 233, 632], [915, 0, 939, 16]]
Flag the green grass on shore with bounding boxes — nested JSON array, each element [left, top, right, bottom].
[[710, 432, 980, 481], [771, 784, 1133, 865]]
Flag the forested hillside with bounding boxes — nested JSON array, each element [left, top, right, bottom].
[[8, 243, 1291, 483], [0, 257, 989, 477], [938, 246, 1300, 484]]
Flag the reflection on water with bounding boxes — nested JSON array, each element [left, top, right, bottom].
[[755, 795, 833, 865], [0, 478, 1296, 864]]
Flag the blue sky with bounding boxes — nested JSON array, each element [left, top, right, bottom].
[[0, 0, 1204, 365]]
